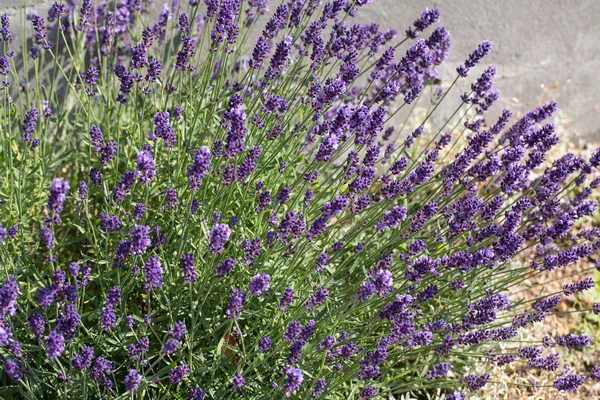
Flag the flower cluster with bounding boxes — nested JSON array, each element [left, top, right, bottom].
[[0, 2, 597, 400]]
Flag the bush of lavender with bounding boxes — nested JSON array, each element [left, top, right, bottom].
[[0, 1, 599, 398]]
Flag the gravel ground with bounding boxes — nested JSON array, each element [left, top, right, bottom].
[[393, 106, 600, 400]]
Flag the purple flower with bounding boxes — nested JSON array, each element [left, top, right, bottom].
[[133, 203, 146, 221], [124, 369, 142, 392], [590, 366, 600, 381], [114, 65, 134, 103], [1, 13, 13, 42], [457, 40, 493, 77], [89, 126, 104, 152], [284, 368, 303, 397], [225, 289, 246, 319], [215, 257, 236, 279], [89, 168, 101, 186], [41, 226, 55, 250], [90, 356, 114, 388], [190, 199, 200, 215], [22, 108, 38, 141], [0, 275, 18, 317], [261, 4, 288, 39], [4, 225, 16, 240], [46, 330, 65, 359], [68, 262, 79, 278], [250, 36, 269, 69], [416, 284, 438, 303], [56, 304, 81, 339], [319, 197, 347, 221], [146, 57, 162, 82], [136, 149, 156, 183], [209, 223, 231, 254], [48, 178, 70, 215], [176, 35, 195, 71], [169, 364, 190, 384], [279, 287, 294, 311], [319, 336, 335, 350], [563, 278, 594, 296], [154, 112, 177, 147], [220, 163, 234, 185], [256, 191, 272, 213], [47, 2, 67, 22], [72, 346, 94, 371], [371, 269, 394, 298], [426, 363, 450, 380], [0, 55, 8, 77], [556, 333, 593, 348], [232, 373, 245, 389], [306, 287, 328, 311], [100, 213, 122, 232], [113, 240, 131, 268], [100, 305, 117, 331], [99, 140, 117, 166], [0, 324, 11, 346], [130, 44, 148, 69], [165, 188, 178, 210], [284, 321, 302, 342], [178, 13, 190, 33], [78, 181, 87, 200], [259, 337, 271, 353], [204, 0, 219, 18], [30, 15, 47, 45], [553, 373, 585, 393], [128, 337, 149, 361], [406, 8, 440, 39], [152, 225, 166, 248], [312, 378, 326, 398], [249, 274, 270, 296], [265, 36, 292, 81], [315, 253, 329, 272], [106, 286, 121, 308], [241, 238, 261, 264], [276, 187, 291, 204], [163, 338, 180, 355], [188, 146, 211, 190], [130, 226, 151, 256], [517, 347, 542, 359], [360, 282, 386, 309], [81, 67, 99, 95], [181, 253, 196, 283], [188, 386, 206, 400], [221, 95, 247, 158], [42, 101, 52, 118], [28, 313, 45, 342], [359, 386, 377, 399], [172, 321, 187, 340], [460, 373, 491, 391], [113, 171, 136, 203], [4, 358, 22, 381], [144, 255, 164, 291]]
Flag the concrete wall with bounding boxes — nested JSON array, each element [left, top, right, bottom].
[[2, 0, 599, 140], [358, 0, 600, 141]]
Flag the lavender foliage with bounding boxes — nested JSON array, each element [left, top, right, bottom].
[[0, 2, 597, 399]]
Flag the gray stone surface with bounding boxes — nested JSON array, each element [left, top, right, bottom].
[[358, 0, 600, 141], [2, 0, 599, 140]]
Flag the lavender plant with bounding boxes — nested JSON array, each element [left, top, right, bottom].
[[0, 1, 599, 399]]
